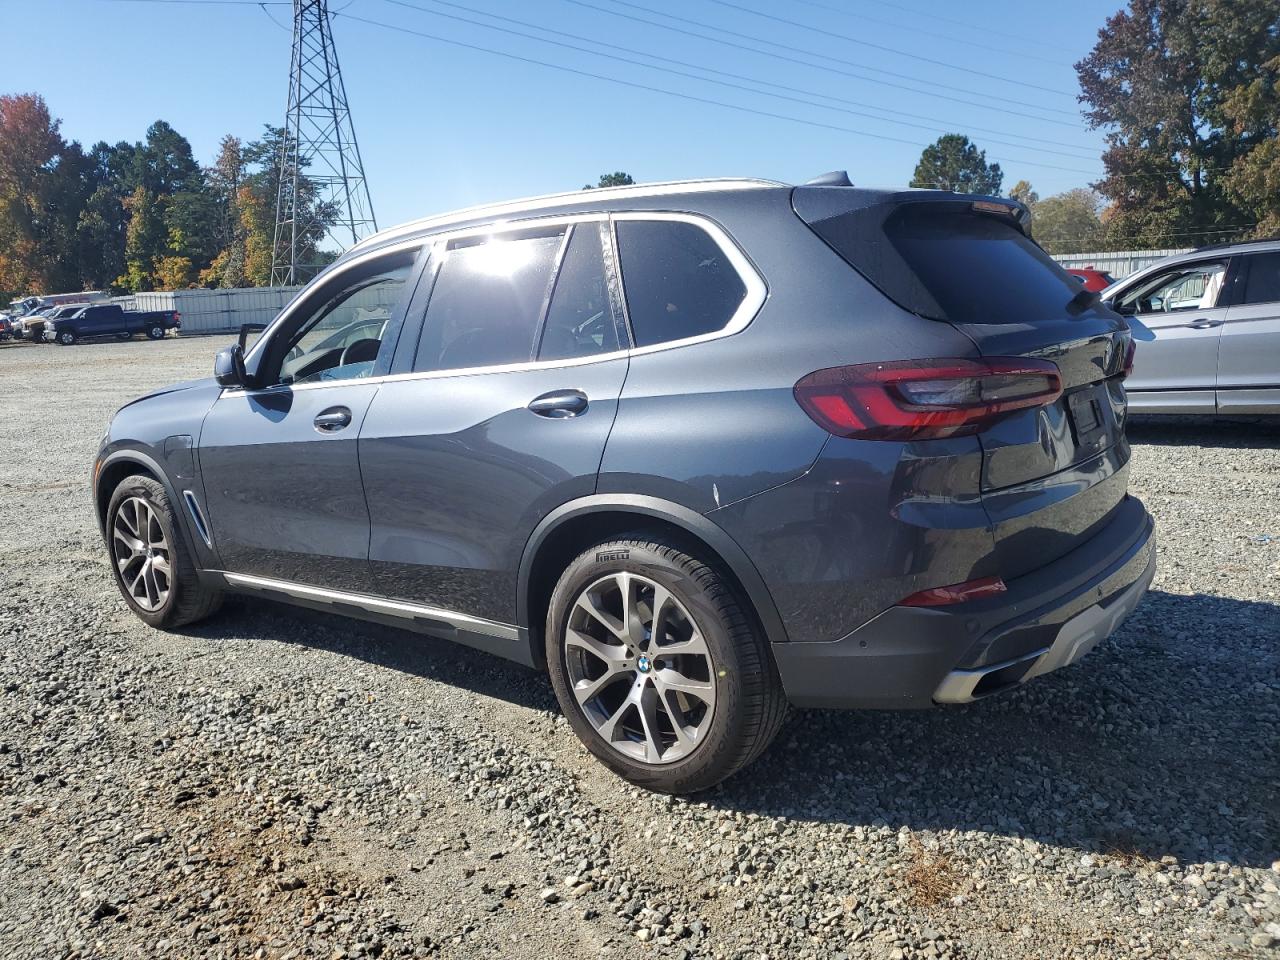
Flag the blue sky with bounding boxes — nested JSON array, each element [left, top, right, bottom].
[[5, 0, 1121, 238]]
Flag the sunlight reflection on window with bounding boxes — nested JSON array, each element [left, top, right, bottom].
[[463, 239, 539, 277]]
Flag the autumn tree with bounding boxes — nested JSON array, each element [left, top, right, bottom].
[[911, 135, 1003, 194], [0, 94, 68, 299], [1077, 0, 1280, 247], [1030, 189, 1107, 254], [1008, 180, 1039, 208]]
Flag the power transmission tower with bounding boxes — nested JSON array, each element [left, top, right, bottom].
[[272, 0, 377, 287]]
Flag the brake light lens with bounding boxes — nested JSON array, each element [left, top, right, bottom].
[[794, 358, 1063, 441], [900, 576, 1007, 607]]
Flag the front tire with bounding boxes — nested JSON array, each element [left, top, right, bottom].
[[546, 536, 787, 793], [57, 329, 76, 345], [106, 474, 222, 628]]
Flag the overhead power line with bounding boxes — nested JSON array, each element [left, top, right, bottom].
[[380, 0, 1100, 160], [786, 0, 1075, 63], [335, 9, 1104, 178], [559, 0, 1082, 122], [700, 0, 1075, 94]]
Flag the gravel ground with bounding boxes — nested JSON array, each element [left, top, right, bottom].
[[1, 335, 1277, 960]]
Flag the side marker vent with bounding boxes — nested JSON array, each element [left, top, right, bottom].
[[182, 490, 213, 549]]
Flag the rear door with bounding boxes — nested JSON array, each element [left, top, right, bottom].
[[359, 217, 630, 627], [1111, 259, 1232, 411], [1218, 250, 1280, 413]]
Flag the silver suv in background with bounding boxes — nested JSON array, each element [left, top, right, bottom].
[[1104, 239, 1280, 415]]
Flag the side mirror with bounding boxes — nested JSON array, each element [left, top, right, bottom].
[[214, 344, 246, 387]]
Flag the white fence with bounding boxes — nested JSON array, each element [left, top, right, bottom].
[[105, 250, 1188, 331], [1050, 248, 1191, 280], [118, 286, 304, 334]]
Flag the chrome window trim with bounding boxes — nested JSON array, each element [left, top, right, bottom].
[[225, 211, 766, 397], [221, 572, 521, 641]]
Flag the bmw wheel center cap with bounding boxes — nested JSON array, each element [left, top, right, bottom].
[[637, 654, 652, 673]]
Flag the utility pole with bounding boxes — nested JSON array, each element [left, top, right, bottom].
[[272, 0, 377, 287]]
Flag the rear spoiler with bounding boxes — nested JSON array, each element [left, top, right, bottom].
[[793, 187, 1032, 237]]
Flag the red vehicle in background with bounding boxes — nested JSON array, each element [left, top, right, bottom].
[[1066, 267, 1116, 292]]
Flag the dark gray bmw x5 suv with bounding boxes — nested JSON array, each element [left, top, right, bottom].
[[94, 176, 1155, 792]]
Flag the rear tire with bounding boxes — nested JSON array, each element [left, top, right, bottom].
[[146, 325, 165, 340], [106, 474, 222, 629], [545, 536, 787, 793]]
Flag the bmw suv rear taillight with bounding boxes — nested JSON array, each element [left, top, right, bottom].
[[794, 358, 1063, 441]]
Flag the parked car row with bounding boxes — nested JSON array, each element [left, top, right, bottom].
[[0, 304, 181, 345], [43, 304, 181, 344]]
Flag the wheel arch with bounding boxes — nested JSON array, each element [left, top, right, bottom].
[[517, 495, 790, 669], [95, 449, 179, 534]]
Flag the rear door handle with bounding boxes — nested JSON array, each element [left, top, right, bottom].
[[314, 406, 353, 432], [1186, 318, 1224, 329], [528, 389, 589, 418]]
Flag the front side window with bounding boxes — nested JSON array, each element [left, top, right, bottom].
[[275, 253, 416, 386], [615, 219, 747, 347], [1117, 262, 1227, 315], [414, 229, 564, 373], [1241, 252, 1280, 306]]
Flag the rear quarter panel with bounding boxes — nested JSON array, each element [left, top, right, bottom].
[[597, 189, 980, 514]]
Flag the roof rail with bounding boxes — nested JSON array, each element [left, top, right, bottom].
[[1192, 235, 1278, 253], [345, 177, 786, 256]]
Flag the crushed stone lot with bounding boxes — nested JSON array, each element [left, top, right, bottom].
[[0, 334, 1277, 960]]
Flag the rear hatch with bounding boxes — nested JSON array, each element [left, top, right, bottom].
[[794, 188, 1134, 579]]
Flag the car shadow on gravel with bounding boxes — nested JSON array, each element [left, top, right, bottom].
[[191, 596, 558, 710], [1127, 415, 1280, 448], [707, 588, 1280, 869], [184, 589, 1278, 869]]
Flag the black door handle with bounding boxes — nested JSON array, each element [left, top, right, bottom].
[[528, 389, 589, 418], [1186, 318, 1224, 329], [314, 406, 353, 432]]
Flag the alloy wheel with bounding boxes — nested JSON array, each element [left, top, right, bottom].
[[112, 496, 171, 612], [564, 572, 716, 764]]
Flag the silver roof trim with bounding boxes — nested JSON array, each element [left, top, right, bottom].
[[346, 177, 786, 256]]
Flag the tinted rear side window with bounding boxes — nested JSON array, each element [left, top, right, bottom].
[[800, 200, 1085, 325], [1242, 252, 1280, 305], [414, 230, 564, 372], [616, 220, 746, 347]]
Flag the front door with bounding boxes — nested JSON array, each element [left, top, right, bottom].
[[1117, 258, 1231, 412], [1218, 251, 1280, 414], [360, 219, 630, 626], [197, 245, 423, 589]]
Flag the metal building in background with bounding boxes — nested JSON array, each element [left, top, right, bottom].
[[271, 0, 377, 286]]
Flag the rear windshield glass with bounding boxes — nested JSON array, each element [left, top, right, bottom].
[[805, 202, 1087, 325]]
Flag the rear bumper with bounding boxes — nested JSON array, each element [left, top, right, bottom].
[[772, 495, 1155, 709]]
